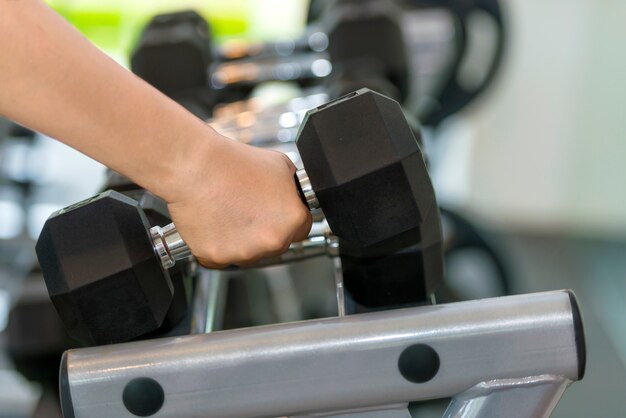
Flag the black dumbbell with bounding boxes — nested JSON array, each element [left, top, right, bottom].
[[41, 186, 193, 346], [36, 89, 442, 345], [321, 0, 410, 102], [5, 271, 73, 418], [130, 10, 218, 118]]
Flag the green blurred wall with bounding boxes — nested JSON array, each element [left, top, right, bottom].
[[46, 0, 308, 63]]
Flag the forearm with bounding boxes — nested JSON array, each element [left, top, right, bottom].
[[0, 0, 220, 201]]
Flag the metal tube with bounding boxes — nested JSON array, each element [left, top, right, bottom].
[[60, 290, 584, 418]]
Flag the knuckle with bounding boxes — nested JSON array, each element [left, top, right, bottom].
[[207, 252, 229, 267], [199, 244, 231, 267], [264, 232, 288, 253], [237, 247, 259, 264]]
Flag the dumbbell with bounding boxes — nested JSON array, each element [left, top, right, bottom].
[[321, 0, 410, 102], [36, 89, 442, 345], [212, 0, 410, 103], [130, 10, 218, 118]]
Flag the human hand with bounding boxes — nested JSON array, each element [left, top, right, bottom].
[[167, 135, 312, 269]]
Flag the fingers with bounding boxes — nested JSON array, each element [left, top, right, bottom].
[[195, 258, 230, 270], [168, 144, 315, 270], [193, 209, 311, 270]]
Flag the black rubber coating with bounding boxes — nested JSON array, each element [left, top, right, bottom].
[[123, 377, 165, 417], [566, 290, 587, 380], [398, 343, 440, 383], [59, 352, 75, 418]]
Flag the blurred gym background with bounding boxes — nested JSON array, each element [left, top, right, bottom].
[[1, 0, 625, 417]]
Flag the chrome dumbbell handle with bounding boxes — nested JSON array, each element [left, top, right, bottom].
[[149, 170, 325, 270], [150, 223, 192, 269], [150, 223, 337, 270], [252, 233, 339, 269], [295, 168, 319, 210]]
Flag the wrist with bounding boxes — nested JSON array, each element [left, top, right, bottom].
[[141, 124, 227, 204]]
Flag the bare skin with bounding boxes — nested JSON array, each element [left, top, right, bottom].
[[0, 0, 312, 268]]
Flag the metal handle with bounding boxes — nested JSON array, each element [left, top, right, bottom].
[[296, 168, 319, 210], [150, 169, 320, 269], [251, 233, 339, 269], [150, 224, 192, 269], [150, 221, 335, 270]]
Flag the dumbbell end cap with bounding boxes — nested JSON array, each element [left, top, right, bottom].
[[296, 168, 319, 210]]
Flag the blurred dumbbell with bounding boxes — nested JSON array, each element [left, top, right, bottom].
[[36, 89, 442, 345], [130, 10, 218, 118], [321, 0, 410, 102], [4, 272, 71, 418], [5, 272, 76, 384], [212, 0, 410, 103]]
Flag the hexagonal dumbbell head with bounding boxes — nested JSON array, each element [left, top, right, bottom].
[[131, 10, 213, 96], [35, 191, 174, 346], [340, 204, 444, 313], [296, 89, 438, 257], [322, 0, 409, 102]]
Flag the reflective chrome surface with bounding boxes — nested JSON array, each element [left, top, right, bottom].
[[62, 290, 582, 418], [254, 231, 337, 268], [150, 224, 192, 269], [333, 256, 346, 316], [296, 168, 319, 210], [152, 220, 336, 271], [190, 269, 226, 334], [150, 224, 172, 268]]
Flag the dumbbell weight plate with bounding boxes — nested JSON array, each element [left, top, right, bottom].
[[36, 191, 175, 346]]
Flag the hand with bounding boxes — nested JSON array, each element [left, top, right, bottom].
[[166, 135, 312, 269]]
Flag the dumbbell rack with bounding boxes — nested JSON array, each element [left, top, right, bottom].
[[59, 289, 584, 418]]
